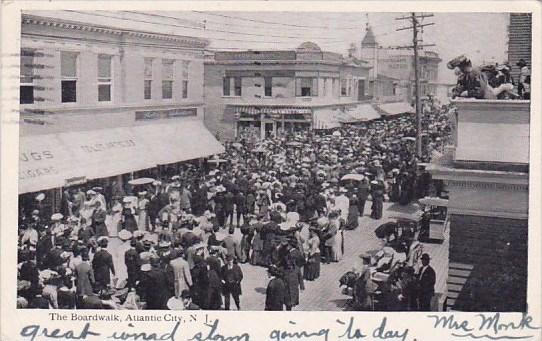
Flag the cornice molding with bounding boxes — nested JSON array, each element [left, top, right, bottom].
[[448, 208, 528, 220], [22, 15, 209, 49], [446, 179, 528, 192]]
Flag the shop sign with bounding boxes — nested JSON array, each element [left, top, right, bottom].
[[65, 176, 86, 186], [135, 108, 197, 121], [79, 140, 137, 153]]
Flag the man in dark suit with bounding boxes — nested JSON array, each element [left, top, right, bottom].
[[417, 253, 436, 311], [221, 255, 243, 310], [92, 238, 115, 292], [75, 251, 95, 307], [124, 239, 140, 290], [223, 190, 235, 226]]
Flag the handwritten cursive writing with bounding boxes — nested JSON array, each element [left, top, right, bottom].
[[108, 322, 180, 340], [336, 317, 367, 339], [270, 320, 330, 341], [189, 319, 250, 341], [20, 322, 100, 341], [428, 312, 540, 340]]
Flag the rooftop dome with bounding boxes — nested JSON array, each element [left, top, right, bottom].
[[297, 41, 322, 51]]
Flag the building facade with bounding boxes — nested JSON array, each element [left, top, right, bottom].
[[359, 26, 441, 103], [429, 99, 529, 311], [507, 13, 532, 82], [204, 42, 373, 141], [19, 14, 223, 213]]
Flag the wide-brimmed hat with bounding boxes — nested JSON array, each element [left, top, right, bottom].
[[118, 229, 132, 241], [51, 213, 63, 221], [167, 297, 184, 310], [447, 55, 471, 69]]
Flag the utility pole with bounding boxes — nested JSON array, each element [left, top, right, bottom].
[[396, 13, 435, 159]]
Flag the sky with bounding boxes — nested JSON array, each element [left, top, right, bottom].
[[34, 11, 510, 84]]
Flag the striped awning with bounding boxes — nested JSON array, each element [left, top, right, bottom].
[[231, 106, 312, 115]]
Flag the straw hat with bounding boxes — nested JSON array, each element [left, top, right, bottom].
[[118, 229, 132, 241], [51, 213, 64, 221]]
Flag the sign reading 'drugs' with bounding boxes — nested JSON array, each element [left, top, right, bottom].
[[135, 108, 197, 121]]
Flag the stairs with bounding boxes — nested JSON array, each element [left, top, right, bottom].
[[445, 262, 474, 311]]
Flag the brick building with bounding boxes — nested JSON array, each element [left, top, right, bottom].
[[507, 13, 532, 81], [429, 99, 529, 311], [204, 42, 376, 141]]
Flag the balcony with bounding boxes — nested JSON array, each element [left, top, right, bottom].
[[450, 99, 530, 168]]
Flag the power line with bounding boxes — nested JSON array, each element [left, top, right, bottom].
[[63, 11, 347, 45], [120, 11, 345, 40], [191, 10, 364, 30]]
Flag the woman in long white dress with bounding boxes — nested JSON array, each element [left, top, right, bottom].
[[108, 197, 123, 237], [136, 191, 149, 232]]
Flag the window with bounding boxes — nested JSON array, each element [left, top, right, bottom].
[[234, 77, 242, 96], [264, 77, 272, 97], [144, 57, 153, 100], [162, 59, 174, 99], [182, 80, 188, 99], [181, 60, 189, 99], [144, 80, 152, 100], [223, 76, 242, 96], [296, 78, 317, 97], [341, 79, 347, 96], [20, 49, 34, 104], [61, 51, 78, 103], [97, 54, 112, 102], [223, 77, 231, 96]]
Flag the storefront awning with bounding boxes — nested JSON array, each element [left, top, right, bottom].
[[313, 108, 341, 130], [231, 106, 312, 116], [346, 103, 381, 121], [19, 134, 79, 194], [58, 127, 156, 181], [136, 120, 225, 165], [376, 102, 414, 116], [19, 121, 224, 194]]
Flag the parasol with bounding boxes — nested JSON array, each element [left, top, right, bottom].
[[332, 131, 342, 137], [341, 174, 364, 182], [128, 177, 155, 186], [401, 137, 416, 142]]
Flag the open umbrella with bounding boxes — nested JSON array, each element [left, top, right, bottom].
[[286, 141, 303, 147], [341, 174, 364, 182], [332, 131, 342, 137], [128, 177, 155, 186], [232, 142, 243, 149], [401, 137, 416, 142]]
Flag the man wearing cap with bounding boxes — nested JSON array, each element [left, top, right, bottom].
[[221, 254, 243, 310], [417, 253, 436, 311]]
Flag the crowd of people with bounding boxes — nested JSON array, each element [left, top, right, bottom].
[[17, 107, 451, 311], [448, 55, 531, 100]]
